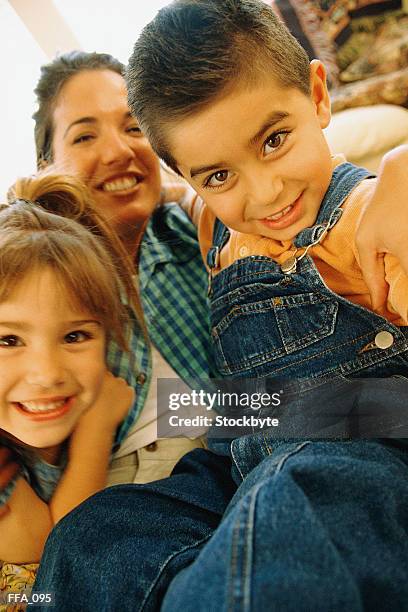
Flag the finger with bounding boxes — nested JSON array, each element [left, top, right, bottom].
[[0, 503, 10, 518], [396, 250, 408, 281], [0, 446, 12, 467], [0, 458, 19, 489], [360, 253, 388, 312]]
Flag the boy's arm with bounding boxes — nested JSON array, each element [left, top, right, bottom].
[[355, 145, 408, 311]]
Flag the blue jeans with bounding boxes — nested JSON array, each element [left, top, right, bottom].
[[32, 441, 408, 611]]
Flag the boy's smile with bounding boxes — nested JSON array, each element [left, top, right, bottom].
[[169, 61, 333, 242]]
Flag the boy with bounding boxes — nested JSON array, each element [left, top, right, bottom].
[[126, 0, 408, 316], [31, 3, 408, 611]]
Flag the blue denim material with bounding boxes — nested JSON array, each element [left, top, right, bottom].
[[32, 450, 237, 612], [207, 164, 408, 383], [32, 165, 408, 610]]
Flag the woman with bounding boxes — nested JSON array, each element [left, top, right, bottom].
[[33, 51, 215, 484]]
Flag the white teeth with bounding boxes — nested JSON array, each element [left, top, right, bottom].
[[267, 205, 293, 221], [102, 176, 138, 192], [19, 399, 66, 413]]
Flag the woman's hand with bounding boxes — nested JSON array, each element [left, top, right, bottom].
[[355, 146, 408, 312], [0, 446, 20, 518], [76, 371, 135, 434]]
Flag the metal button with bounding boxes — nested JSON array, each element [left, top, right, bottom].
[[137, 372, 147, 384], [239, 246, 248, 257], [374, 331, 394, 350], [145, 442, 157, 452], [281, 255, 297, 275]]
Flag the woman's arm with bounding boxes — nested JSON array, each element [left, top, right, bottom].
[[0, 373, 134, 563], [356, 145, 408, 311]]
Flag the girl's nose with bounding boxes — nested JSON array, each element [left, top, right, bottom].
[[25, 350, 66, 389]]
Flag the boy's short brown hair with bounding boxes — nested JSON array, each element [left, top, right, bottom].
[[127, 0, 311, 172]]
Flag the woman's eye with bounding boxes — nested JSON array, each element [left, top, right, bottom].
[[263, 131, 289, 155], [127, 125, 143, 136], [205, 170, 230, 188], [73, 134, 94, 145], [64, 330, 91, 344], [0, 335, 22, 347]]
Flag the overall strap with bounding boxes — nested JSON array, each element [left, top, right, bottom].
[[207, 218, 231, 271], [294, 163, 375, 248]]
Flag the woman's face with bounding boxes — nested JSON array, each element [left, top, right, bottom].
[[51, 69, 162, 240]]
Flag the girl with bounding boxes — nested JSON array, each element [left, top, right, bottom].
[[0, 172, 137, 565]]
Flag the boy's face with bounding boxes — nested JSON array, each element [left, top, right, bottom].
[[169, 60, 333, 242]]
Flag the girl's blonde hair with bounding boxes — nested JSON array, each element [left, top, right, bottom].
[[5, 172, 146, 348]]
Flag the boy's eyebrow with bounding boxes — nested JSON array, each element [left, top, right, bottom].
[[248, 111, 290, 147], [189, 111, 290, 179]]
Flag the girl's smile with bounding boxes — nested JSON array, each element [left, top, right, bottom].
[[0, 267, 106, 451]]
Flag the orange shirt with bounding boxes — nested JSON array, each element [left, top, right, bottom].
[[182, 157, 408, 326]]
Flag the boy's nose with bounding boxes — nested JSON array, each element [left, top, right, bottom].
[[246, 172, 283, 208]]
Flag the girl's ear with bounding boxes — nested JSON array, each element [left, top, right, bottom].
[[309, 59, 331, 129]]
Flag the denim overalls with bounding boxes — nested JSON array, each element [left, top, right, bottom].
[[206, 163, 408, 471], [32, 163, 408, 612]]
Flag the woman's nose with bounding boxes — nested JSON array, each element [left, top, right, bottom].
[[100, 132, 135, 166]]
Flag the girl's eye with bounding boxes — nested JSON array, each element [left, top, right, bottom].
[[204, 170, 231, 189], [263, 131, 289, 155], [0, 335, 22, 347], [64, 330, 91, 344], [73, 134, 94, 145]]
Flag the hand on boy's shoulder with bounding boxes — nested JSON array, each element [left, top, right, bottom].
[[355, 148, 408, 312]]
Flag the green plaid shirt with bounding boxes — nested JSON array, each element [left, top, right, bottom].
[[106, 204, 214, 446]]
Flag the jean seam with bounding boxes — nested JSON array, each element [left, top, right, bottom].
[[140, 533, 214, 612], [227, 491, 256, 612]]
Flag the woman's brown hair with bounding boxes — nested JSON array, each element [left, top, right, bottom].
[[7, 172, 146, 345]]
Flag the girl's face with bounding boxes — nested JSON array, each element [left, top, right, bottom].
[[51, 69, 162, 245], [0, 268, 106, 455]]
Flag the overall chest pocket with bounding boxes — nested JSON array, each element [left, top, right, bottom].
[[210, 283, 338, 376]]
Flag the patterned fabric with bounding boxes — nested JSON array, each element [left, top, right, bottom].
[[0, 440, 66, 507], [266, 0, 408, 110], [0, 562, 38, 612], [266, 0, 340, 86], [109, 203, 213, 446]]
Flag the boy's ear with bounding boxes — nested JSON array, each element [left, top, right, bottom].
[[309, 60, 331, 129]]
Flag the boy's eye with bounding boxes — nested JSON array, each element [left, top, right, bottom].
[[204, 170, 230, 188], [64, 330, 91, 344], [263, 131, 289, 155], [0, 335, 22, 347]]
